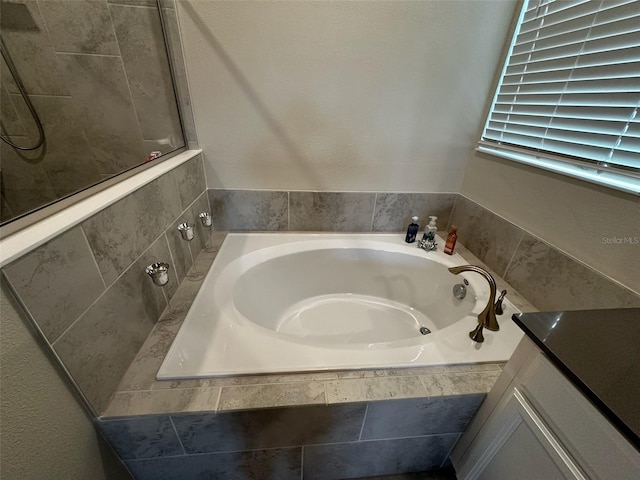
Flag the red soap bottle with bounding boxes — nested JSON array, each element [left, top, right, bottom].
[[444, 226, 458, 255]]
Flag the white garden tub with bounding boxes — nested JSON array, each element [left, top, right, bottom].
[[157, 233, 523, 378]]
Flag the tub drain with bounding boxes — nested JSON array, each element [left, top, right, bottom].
[[419, 326, 431, 335]]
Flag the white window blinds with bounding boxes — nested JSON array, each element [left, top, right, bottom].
[[479, 0, 640, 194]]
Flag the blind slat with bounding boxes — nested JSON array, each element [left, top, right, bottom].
[[482, 0, 640, 190]]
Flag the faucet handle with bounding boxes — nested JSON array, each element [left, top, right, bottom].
[[495, 289, 507, 315]]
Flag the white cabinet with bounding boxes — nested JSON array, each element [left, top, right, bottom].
[[452, 336, 640, 480]]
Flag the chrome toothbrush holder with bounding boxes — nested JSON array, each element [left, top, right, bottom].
[[198, 212, 212, 227], [145, 262, 170, 287], [177, 222, 195, 241]]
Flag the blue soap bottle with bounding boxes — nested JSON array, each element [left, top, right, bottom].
[[405, 216, 419, 243]]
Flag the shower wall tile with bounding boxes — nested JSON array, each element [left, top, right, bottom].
[[289, 191, 375, 231], [52, 243, 166, 411], [11, 95, 102, 198], [99, 416, 184, 460], [208, 189, 288, 231], [302, 434, 459, 480], [448, 196, 524, 276], [109, 3, 183, 147], [360, 394, 485, 439], [0, 0, 70, 96], [38, 0, 119, 55], [2, 226, 105, 343], [0, 86, 25, 136], [171, 404, 366, 454], [82, 173, 182, 285], [56, 53, 146, 172], [372, 193, 457, 232], [504, 234, 640, 311], [171, 154, 206, 211], [126, 447, 302, 480]]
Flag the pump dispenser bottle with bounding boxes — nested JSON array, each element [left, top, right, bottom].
[[444, 225, 458, 255], [405, 216, 419, 243]]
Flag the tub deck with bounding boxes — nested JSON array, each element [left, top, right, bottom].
[[102, 232, 535, 419]]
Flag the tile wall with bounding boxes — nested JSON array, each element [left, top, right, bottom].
[[0, 0, 184, 220], [2, 153, 207, 414]]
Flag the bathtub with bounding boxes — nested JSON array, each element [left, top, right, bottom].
[[157, 233, 524, 379]]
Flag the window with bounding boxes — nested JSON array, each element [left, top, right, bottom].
[[479, 0, 640, 195]]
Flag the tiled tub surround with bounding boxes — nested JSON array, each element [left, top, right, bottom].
[[96, 231, 535, 479], [207, 189, 640, 310], [2, 154, 208, 414]]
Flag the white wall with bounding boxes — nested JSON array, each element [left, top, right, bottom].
[[461, 153, 640, 295], [177, 0, 517, 192], [0, 284, 131, 479]]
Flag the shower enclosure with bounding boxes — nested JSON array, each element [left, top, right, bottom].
[[0, 0, 188, 227]]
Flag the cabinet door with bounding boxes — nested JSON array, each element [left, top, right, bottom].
[[466, 389, 586, 480]]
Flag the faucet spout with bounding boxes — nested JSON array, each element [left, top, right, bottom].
[[448, 265, 499, 332]]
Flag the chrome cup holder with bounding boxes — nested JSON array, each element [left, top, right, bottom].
[[198, 212, 212, 227], [177, 222, 195, 241], [145, 262, 170, 287]]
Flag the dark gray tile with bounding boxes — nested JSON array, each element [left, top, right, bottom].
[[208, 190, 288, 231], [0, 0, 70, 96], [289, 192, 376, 232], [126, 447, 302, 480], [303, 435, 459, 480], [504, 234, 640, 311], [109, 3, 184, 148], [448, 196, 524, 276], [53, 253, 164, 412], [38, 0, 119, 55], [82, 173, 182, 286], [99, 416, 183, 460], [372, 193, 457, 233], [361, 395, 485, 439], [171, 154, 206, 211], [1, 85, 25, 136], [3, 227, 105, 343], [171, 404, 366, 454], [56, 53, 146, 172]]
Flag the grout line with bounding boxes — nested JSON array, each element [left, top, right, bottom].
[[440, 432, 462, 468], [358, 403, 369, 441], [370, 193, 377, 232], [169, 416, 188, 456], [79, 226, 106, 289], [503, 230, 526, 278], [54, 51, 121, 58], [215, 386, 223, 412], [163, 232, 180, 287], [300, 446, 304, 480], [287, 191, 291, 231]]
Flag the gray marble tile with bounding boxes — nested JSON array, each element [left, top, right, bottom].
[[126, 447, 302, 480], [3, 227, 105, 343], [170, 154, 206, 211], [53, 254, 164, 412], [0, 85, 25, 136], [171, 404, 366, 453], [325, 377, 427, 404], [372, 193, 457, 233], [361, 394, 485, 439], [449, 196, 525, 276], [0, 141, 57, 217], [82, 173, 182, 285], [208, 189, 288, 231], [38, 0, 119, 55], [99, 416, 183, 460], [335, 364, 502, 379], [10, 95, 102, 197], [56, 53, 146, 172], [504, 234, 640, 311], [159, 4, 198, 149], [289, 192, 376, 232], [109, 3, 184, 149], [186, 192, 212, 260], [104, 388, 220, 418], [218, 382, 326, 411], [420, 371, 501, 397], [0, 0, 70, 96], [303, 435, 459, 480]]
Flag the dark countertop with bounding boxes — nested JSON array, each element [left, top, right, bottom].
[[512, 308, 640, 451]]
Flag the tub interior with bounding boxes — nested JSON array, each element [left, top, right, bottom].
[[232, 248, 477, 345]]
